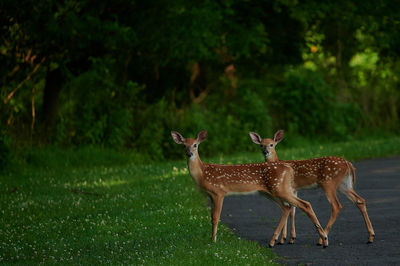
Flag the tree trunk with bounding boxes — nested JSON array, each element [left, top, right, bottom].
[[41, 67, 64, 139]]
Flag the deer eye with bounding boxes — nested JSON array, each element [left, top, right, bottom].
[[269, 144, 274, 147], [194, 144, 197, 148]]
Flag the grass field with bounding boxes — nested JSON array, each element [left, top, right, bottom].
[[1, 136, 399, 265]]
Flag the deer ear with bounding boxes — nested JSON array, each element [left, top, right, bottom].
[[171, 131, 185, 144], [197, 130, 207, 143], [274, 130, 284, 144], [249, 132, 262, 144]]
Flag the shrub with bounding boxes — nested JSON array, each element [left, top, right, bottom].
[[195, 84, 273, 156], [269, 68, 360, 139], [55, 57, 143, 148], [135, 98, 172, 161], [0, 133, 11, 171]]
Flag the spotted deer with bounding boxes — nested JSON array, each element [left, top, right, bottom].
[[171, 130, 328, 247], [249, 130, 375, 245]]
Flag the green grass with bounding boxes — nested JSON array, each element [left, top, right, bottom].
[[0, 136, 399, 265], [0, 152, 277, 265], [210, 136, 400, 165], [254, 136, 400, 162]]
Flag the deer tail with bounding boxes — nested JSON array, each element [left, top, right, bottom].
[[346, 161, 356, 188]]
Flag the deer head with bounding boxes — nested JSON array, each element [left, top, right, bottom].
[[249, 130, 284, 162], [171, 130, 207, 160]]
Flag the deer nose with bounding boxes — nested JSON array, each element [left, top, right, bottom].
[[186, 151, 193, 157]]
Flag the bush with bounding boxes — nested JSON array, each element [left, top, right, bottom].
[[138, 83, 273, 161], [55, 57, 143, 148], [269, 68, 361, 139], [185, 85, 273, 157], [0, 133, 11, 172], [135, 98, 172, 161], [210, 87, 272, 153]]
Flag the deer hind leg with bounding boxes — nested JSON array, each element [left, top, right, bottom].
[[288, 206, 297, 244], [269, 203, 291, 247], [279, 194, 328, 248], [210, 194, 225, 242], [288, 190, 297, 244], [344, 189, 375, 243], [318, 186, 342, 245]]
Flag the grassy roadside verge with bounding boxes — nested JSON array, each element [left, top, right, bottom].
[[0, 152, 277, 265], [0, 136, 399, 265], [228, 136, 400, 164]]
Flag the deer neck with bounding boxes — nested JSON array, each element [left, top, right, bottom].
[[265, 152, 279, 162], [187, 152, 204, 185]]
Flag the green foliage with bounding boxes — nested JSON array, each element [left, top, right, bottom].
[[0, 133, 12, 172], [270, 68, 362, 139], [135, 98, 173, 160], [55, 58, 143, 147], [348, 55, 400, 130], [163, 85, 273, 159], [1, 0, 400, 158], [208, 87, 272, 154]]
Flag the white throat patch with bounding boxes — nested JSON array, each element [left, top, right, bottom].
[[189, 154, 197, 161]]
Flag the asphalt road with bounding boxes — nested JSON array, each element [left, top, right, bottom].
[[220, 157, 400, 265]]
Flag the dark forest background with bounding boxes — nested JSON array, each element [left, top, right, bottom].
[[1, 0, 399, 162]]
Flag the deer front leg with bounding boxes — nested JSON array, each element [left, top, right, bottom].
[[210, 194, 224, 242], [278, 217, 288, 245], [281, 195, 328, 248], [269, 204, 291, 247], [278, 206, 296, 245]]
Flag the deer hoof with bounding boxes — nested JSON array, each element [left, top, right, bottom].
[[277, 238, 286, 245], [367, 234, 375, 244]]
